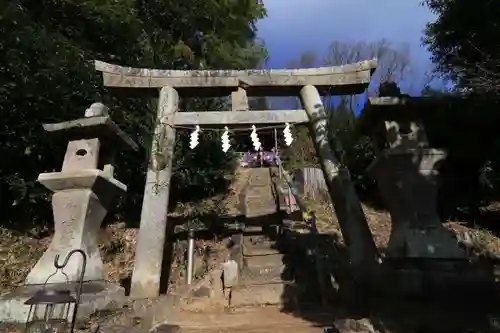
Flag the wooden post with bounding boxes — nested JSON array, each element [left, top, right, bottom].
[[299, 85, 379, 268], [130, 86, 178, 298]]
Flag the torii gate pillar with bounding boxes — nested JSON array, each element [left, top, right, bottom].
[[300, 85, 379, 269], [130, 86, 178, 298]]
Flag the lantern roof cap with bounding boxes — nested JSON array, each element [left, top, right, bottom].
[[42, 115, 138, 152], [25, 289, 76, 305]]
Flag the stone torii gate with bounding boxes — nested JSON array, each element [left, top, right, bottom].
[[95, 59, 380, 298]]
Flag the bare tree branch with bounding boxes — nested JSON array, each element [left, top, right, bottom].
[[320, 40, 414, 108], [451, 40, 500, 94]]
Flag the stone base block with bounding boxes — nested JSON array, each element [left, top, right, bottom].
[[0, 281, 124, 323], [388, 226, 465, 259], [231, 282, 293, 307], [244, 253, 285, 268], [376, 258, 498, 299]]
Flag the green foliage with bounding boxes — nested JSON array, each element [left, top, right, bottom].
[[281, 126, 319, 171], [0, 0, 267, 230], [422, 0, 500, 217], [325, 98, 376, 195], [423, 0, 500, 93], [172, 97, 238, 202]]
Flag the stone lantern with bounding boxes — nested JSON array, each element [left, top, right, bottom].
[[359, 96, 465, 259], [0, 103, 138, 323], [25, 102, 138, 284]]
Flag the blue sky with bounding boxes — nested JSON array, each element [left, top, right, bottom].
[[257, 0, 437, 95]]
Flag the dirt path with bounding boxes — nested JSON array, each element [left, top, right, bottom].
[[170, 306, 326, 333]]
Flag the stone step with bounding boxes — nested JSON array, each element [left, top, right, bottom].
[[243, 226, 280, 238], [240, 264, 291, 284], [243, 244, 281, 256], [244, 253, 284, 268], [245, 209, 278, 218], [245, 192, 273, 198], [245, 196, 275, 201], [245, 188, 272, 194], [245, 188, 272, 196], [245, 200, 276, 207], [245, 199, 275, 207], [246, 180, 271, 187], [244, 225, 264, 233], [242, 236, 277, 248], [243, 229, 276, 239], [231, 282, 296, 307], [247, 172, 271, 179], [243, 233, 272, 242], [245, 205, 275, 212]]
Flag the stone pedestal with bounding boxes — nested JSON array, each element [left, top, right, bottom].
[[25, 170, 126, 284], [368, 148, 464, 258], [0, 282, 124, 323]]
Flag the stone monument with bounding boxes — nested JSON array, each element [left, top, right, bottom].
[[0, 102, 138, 322]]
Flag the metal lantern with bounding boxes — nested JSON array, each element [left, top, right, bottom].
[[24, 249, 87, 333], [24, 289, 75, 333]]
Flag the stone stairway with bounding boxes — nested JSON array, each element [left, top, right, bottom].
[[220, 166, 327, 311], [230, 167, 294, 307], [228, 167, 327, 309]]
